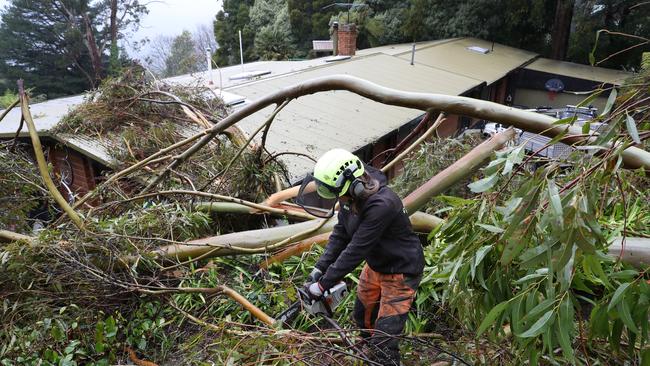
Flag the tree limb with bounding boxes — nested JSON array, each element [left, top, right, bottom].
[[18, 80, 84, 230], [0, 230, 35, 243], [144, 75, 650, 192]]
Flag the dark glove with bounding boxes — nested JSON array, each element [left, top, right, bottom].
[[307, 268, 323, 284]]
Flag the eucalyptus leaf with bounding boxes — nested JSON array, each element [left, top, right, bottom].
[[518, 310, 554, 338], [477, 300, 510, 336], [577, 89, 604, 108], [608, 282, 631, 312], [601, 88, 617, 116], [468, 174, 499, 193], [609, 270, 638, 280], [515, 273, 546, 284], [471, 245, 492, 280], [523, 298, 554, 322], [547, 180, 563, 220], [484, 157, 507, 176], [625, 112, 641, 144], [556, 321, 575, 361], [617, 299, 638, 334], [477, 224, 504, 233]]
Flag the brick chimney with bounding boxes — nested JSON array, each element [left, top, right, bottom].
[[337, 23, 357, 56]]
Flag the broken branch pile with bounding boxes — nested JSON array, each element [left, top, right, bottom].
[[1, 68, 648, 364]]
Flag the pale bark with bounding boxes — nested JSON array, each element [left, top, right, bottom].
[[155, 129, 515, 262], [18, 82, 84, 229], [126, 190, 317, 221], [0, 230, 35, 243], [82, 13, 103, 85], [146, 75, 649, 191], [403, 128, 516, 213], [608, 237, 650, 268], [154, 218, 336, 261], [259, 211, 443, 269]]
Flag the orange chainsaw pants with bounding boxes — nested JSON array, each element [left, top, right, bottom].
[[353, 264, 421, 366]]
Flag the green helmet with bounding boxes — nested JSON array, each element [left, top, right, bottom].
[[313, 148, 364, 199]]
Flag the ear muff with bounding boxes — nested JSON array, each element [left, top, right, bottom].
[[349, 178, 364, 198]]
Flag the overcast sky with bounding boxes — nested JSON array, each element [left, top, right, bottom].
[[0, 0, 223, 59], [130, 0, 223, 56]]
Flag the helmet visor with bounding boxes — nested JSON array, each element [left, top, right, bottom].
[[296, 173, 338, 218]]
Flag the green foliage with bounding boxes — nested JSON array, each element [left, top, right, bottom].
[[213, 0, 650, 69], [0, 0, 147, 98], [419, 84, 649, 364], [214, 0, 256, 66], [0, 143, 49, 234], [250, 0, 296, 60], [570, 1, 650, 69], [287, 0, 338, 54], [165, 30, 203, 77], [390, 133, 485, 216], [0, 90, 18, 109]]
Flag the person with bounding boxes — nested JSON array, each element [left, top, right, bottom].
[[301, 148, 425, 366]]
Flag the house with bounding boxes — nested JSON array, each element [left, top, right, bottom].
[[0, 36, 633, 201], [224, 37, 627, 181]]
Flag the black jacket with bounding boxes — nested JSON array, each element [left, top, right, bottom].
[[315, 180, 425, 290]]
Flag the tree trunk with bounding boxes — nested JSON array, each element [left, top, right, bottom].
[[109, 0, 119, 74], [82, 12, 103, 86], [153, 129, 515, 262], [550, 0, 575, 60], [0, 230, 34, 243], [110, 0, 118, 45], [608, 237, 650, 268]]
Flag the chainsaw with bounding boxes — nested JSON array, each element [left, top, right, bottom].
[[277, 281, 348, 326], [275, 282, 366, 357]]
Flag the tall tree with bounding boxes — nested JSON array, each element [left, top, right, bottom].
[[250, 0, 295, 60], [550, 0, 575, 60], [109, 0, 120, 75], [214, 0, 255, 66], [568, 0, 650, 69], [164, 30, 203, 77], [287, 0, 338, 55], [0, 0, 147, 98]]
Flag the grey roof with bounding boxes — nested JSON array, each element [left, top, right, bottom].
[[395, 37, 538, 85], [163, 59, 331, 90], [0, 94, 85, 137], [0, 94, 120, 167], [9, 37, 622, 180], [524, 57, 631, 85], [227, 52, 483, 181], [355, 39, 458, 57], [0, 59, 335, 167]]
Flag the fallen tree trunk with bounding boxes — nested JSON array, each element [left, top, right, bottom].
[[146, 75, 649, 191], [155, 129, 515, 262], [154, 218, 336, 261], [259, 211, 443, 269], [608, 237, 650, 268], [403, 128, 516, 213]]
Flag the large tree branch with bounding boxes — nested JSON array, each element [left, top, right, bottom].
[[18, 81, 84, 230], [144, 75, 649, 192], [153, 129, 516, 262]]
